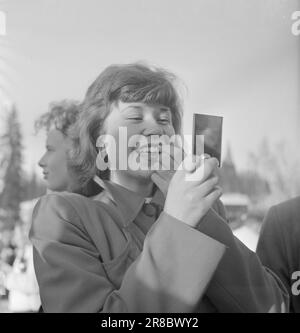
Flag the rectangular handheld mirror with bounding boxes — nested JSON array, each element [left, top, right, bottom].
[[192, 113, 223, 166]]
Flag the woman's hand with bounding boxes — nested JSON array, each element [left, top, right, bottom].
[[163, 155, 222, 228], [151, 143, 184, 196]]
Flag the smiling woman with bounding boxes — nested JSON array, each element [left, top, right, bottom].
[[67, 63, 183, 196], [29, 62, 289, 313]]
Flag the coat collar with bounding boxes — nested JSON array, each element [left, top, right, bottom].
[[93, 175, 165, 226]]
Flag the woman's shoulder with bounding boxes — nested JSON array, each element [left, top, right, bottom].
[[34, 191, 107, 214], [32, 192, 110, 233], [30, 192, 114, 263]]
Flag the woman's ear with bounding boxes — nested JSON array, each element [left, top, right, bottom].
[[95, 135, 109, 171], [96, 135, 107, 155], [99, 145, 107, 159], [96, 148, 109, 171]]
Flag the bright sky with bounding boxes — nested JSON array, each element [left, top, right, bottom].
[[0, 0, 299, 175]]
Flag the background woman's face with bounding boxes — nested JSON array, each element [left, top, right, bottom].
[[103, 101, 176, 179], [38, 129, 71, 191]]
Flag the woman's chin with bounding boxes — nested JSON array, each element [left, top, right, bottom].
[[127, 168, 156, 180]]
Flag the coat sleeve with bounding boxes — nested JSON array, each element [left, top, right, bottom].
[[195, 201, 289, 313], [256, 206, 292, 309], [30, 194, 225, 313]]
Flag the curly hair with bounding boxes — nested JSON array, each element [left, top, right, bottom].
[[67, 63, 184, 196], [35, 99, 81, 136]]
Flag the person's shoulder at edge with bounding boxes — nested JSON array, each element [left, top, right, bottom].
[[263, 196, 300, 239], [271, 196, 300, 221], [33, 190, 107, 215]]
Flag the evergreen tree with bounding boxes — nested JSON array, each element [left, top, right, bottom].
[[219, 145, 241, 193], [0, 105, 24, 229]]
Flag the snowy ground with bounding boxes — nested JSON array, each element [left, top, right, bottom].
[[0, 299, 8, 313]]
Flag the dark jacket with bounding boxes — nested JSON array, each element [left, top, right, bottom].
[[256, 196, 300, 312]]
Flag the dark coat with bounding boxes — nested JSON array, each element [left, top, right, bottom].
[[257, 196, 300, 313]]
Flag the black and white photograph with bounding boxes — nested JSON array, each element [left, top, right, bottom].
[[0, 0, 299, 316]]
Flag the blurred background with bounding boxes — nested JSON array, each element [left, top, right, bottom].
[[0, 0, 299, 312]]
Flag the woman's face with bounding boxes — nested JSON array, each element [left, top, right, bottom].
[[102, 101, 176, 179], [38, 129, 71, 191]]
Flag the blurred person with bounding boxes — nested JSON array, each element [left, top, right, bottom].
[[4, 225, 40, 312], [0, 229, 16, 267], [0, 229, 15, 300], [35, 99, 80, 192], [30, 63, 288, 313], [256, 196, 300, 312]]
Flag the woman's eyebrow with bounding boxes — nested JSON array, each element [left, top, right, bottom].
[[159, 106, 171, 112], [121, 105, 143, 112]]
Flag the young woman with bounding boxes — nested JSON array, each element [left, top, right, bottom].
[[35, 99, 80, 192], [30, 63, 288, 313]]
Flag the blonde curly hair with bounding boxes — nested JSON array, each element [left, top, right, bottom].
[[35, 99, 81, 136]]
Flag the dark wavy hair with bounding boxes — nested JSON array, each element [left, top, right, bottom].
[[67, 62, 184, 196], [35, 99, 81, 136]]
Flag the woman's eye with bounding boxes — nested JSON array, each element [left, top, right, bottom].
[[127, 116, 143, 121], [159, 118, 170, 123]]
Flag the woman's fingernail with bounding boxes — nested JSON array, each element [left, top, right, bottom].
[[200, 153, 211, 160]]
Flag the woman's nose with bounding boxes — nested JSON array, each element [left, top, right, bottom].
[[38, 154, 47, 168], [142, 116, 164, 136]]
